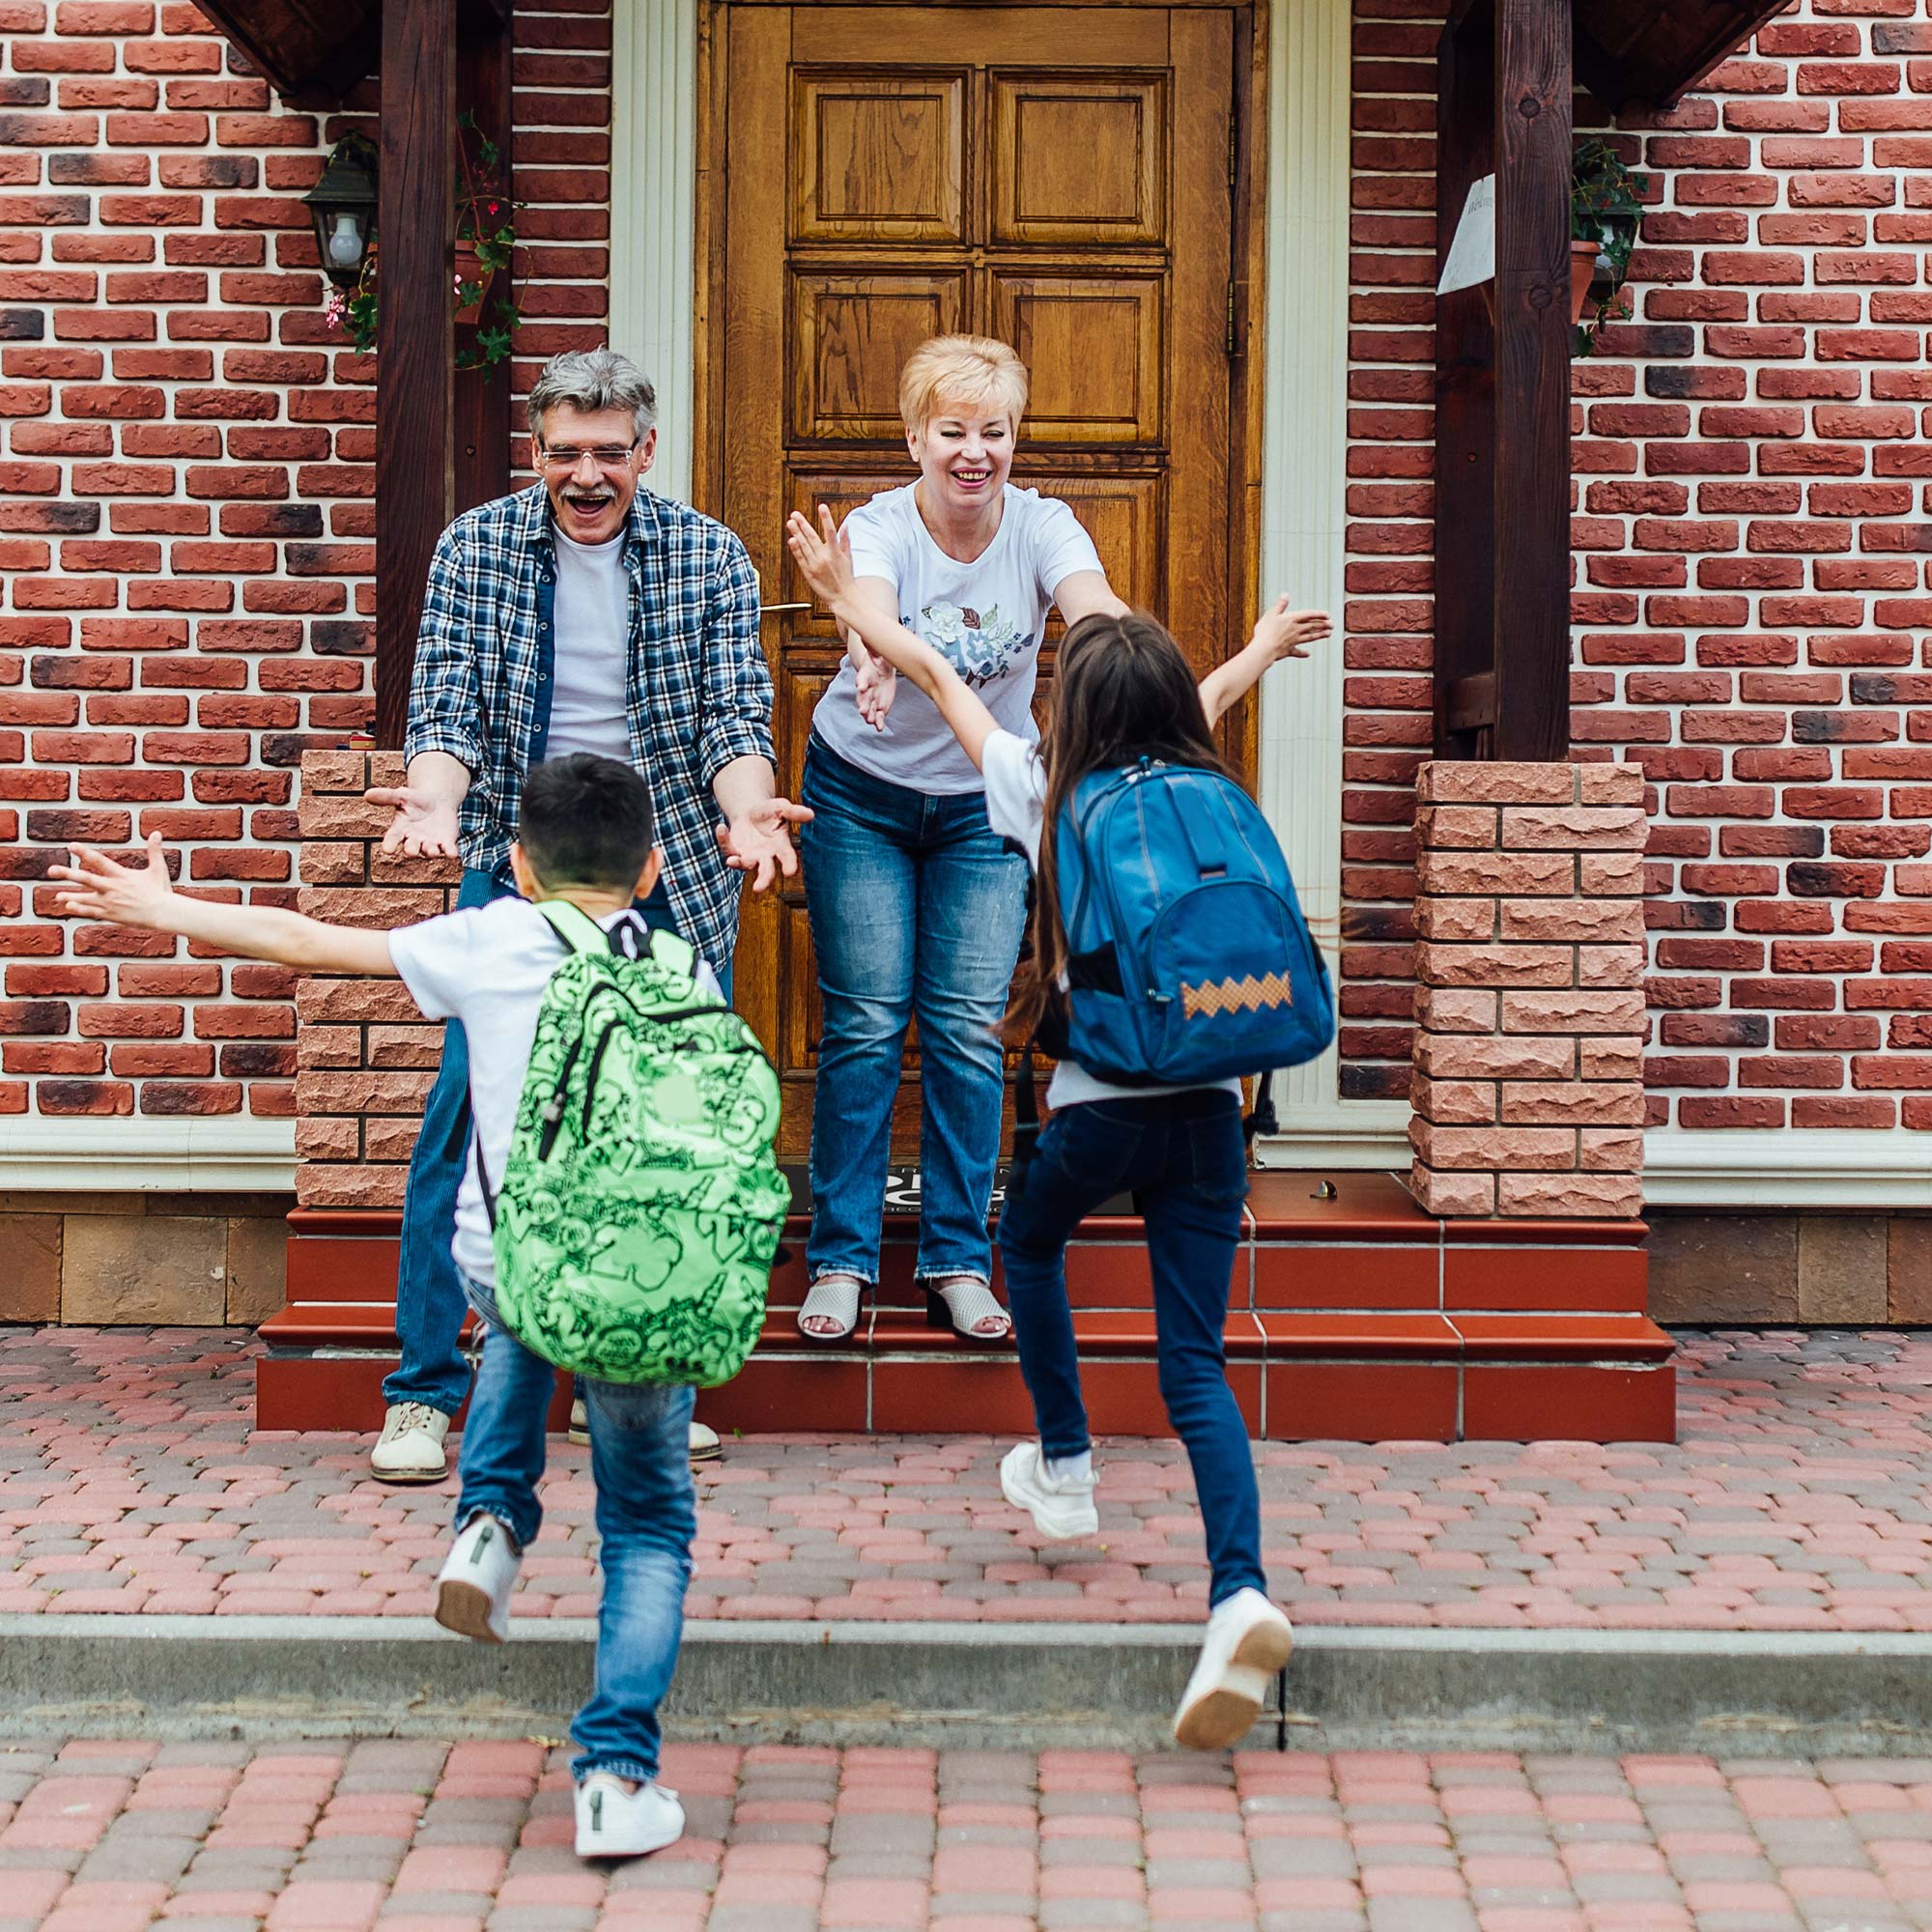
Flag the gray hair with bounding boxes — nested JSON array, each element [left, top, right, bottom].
[[527, 349, 658, 446]]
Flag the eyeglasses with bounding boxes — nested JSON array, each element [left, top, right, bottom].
[[538, 444, 639, 469]]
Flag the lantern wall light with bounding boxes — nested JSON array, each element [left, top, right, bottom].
[[303, 134, 378, 290]]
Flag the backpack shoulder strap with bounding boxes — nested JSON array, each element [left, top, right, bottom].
[[534, 898, 614, 956], [645, 924, 698, 979]]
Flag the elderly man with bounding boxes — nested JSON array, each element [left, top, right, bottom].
[[366, 348, 800, 1481]]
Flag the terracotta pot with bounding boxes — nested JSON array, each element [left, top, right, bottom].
[[453, 238, 495, 326], [1570, 239, 1605, 325]]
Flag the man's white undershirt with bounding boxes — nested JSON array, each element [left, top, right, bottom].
[[546, 526, 632, 763]]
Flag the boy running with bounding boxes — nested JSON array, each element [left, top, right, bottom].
[[53, 753, 702, 1861]]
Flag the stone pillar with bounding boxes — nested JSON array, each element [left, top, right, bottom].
[[293, 750, 458, 1209], [1408, 760, 1648, 1218]]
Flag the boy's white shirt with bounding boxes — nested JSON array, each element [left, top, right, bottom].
[[388, 897, 723, 1290], [979, 728, 1241, 1112]]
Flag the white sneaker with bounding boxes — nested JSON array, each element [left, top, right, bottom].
[[371, 1402, 450, 1483], [434, 1512, 521, 1644], [575, 1772, 684, 1860], [568, 1396, 589, 1446], [1000, 1440, 1099, 1540], [1172, 1587, 1294, 1751]]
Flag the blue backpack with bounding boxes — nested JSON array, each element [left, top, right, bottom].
[[1049, 758, 1334, 1087]]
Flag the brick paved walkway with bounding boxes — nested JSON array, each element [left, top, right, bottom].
[[9, 1736, 1932, 1930], [7, 1327, 1932, 1630]]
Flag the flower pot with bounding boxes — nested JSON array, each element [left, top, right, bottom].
[[1570, 239, 1604, 325], [453, 238, 495, 326]]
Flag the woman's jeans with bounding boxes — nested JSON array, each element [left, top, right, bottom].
[[457, 1271, 696, 1786], [800, 735, 1027, 1287], [385, 868, 714, 1417], [997, 1090, 1264, 1609]]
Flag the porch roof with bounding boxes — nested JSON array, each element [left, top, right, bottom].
[[211, 0, 1783, 113]]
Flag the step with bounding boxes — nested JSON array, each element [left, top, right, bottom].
[[259, 1170, 1673, 1442], [6, 1616, 1929, 1759]]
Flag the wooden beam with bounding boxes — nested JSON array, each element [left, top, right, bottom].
[[1490, 0, 1572, 762], [1432, 0, 1496, 759], [454, 12, 512, 516], [374, 0, 457, 750]]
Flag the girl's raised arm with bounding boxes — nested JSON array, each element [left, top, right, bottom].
[[786, 506, 1003, 772]]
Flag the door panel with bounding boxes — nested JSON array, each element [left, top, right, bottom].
[[789, 270, 971, 440], [718, 2, 1243, 1158], [790, 71, 967, 242], [989, 272, 1166, 443], [990, 74, 1169, 244]]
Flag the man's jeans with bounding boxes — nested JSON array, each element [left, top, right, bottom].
[[996, 1089, 1265, 1609], [384, 867, 728, 1417], [457, 1270, 696, 1785], [799, 735, 1027, 1288]]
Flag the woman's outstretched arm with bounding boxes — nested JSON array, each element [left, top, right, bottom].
[[787, 507, 1002, 772]]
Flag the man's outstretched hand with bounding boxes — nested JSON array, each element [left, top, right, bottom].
[[367, 784, 461, 859], [718, 798, 814, 894]]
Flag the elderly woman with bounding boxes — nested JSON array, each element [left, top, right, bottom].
[[798, 334, 1128, 1343]]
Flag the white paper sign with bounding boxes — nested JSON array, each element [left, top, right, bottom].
[[1437, 174, 1496, 297]]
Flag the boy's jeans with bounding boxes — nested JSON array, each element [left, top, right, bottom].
[[457, 1270, 696, 1786], [799, 735, 1027, 1288], [996, 1089, 1266, 1609], [384, 868, 724, 1418]]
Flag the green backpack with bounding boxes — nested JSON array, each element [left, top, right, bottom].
[[481, 899, 786, 1387]]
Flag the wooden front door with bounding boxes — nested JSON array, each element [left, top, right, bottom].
[[706, 1, 1255, 1156]]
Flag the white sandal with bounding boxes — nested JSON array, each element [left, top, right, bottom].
[[923, 1275, 1012, 1343], [798, 1272, 866, 1341]]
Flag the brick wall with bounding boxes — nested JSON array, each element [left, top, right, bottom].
[[294, 749, 455, 1209], [1343, 0, 1932, 1133], [0, 0, 610, 1125]]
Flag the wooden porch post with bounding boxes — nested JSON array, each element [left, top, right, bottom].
[[374, 0, 457, 750], [1434, 0, 1574, 762], [455, 4, 514, 518]]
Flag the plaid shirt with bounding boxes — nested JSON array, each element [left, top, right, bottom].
[[405, 483, 775, 969]]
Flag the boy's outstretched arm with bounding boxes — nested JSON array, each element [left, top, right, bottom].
[[786, 506, 1003, 772], [1199, 594, 1332, 727], [52, 836, 400, 976]]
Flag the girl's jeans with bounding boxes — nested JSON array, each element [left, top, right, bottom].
[[457, 1271, 696, 1786], [800, 734, 1028, 1287], [996, 1089, 1265, 1608]]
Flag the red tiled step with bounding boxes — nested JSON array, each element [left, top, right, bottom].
[[260, 1181, 1673, 1441]]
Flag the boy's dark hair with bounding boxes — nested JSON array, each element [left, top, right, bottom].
[[518, 753, 656, 887]]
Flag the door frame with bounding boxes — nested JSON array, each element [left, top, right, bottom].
[[611, 0, 1381, 1160]]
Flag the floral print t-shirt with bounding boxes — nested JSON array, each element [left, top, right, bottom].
[[810, 481, 1104, 795]]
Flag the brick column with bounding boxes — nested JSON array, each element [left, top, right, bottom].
[[1408, 760, 1649, 1219], [293, 751, 459, 1210]]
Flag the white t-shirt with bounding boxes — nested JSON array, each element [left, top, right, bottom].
[[388, 897, 723, 1290], [810, 481, 1104, 794], [546, 527, 632, 763], [980, 728, 1242, 1113]]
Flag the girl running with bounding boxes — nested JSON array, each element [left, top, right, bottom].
[[786, 505, 1330, 1750]]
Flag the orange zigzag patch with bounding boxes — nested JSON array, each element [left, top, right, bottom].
[[1180, 972, 1294, 1019]]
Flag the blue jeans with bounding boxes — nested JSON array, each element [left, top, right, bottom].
[[385, 867, 725, 1415], [997, 1090, 1264, 1608], [457, 1270, 696, 1786], [800, 735, 1027, 1286]]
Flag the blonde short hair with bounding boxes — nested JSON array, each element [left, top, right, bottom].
[[897, 334, 1029, 435]]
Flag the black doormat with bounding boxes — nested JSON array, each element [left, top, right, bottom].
[[778, 1164, 1135, 1218]]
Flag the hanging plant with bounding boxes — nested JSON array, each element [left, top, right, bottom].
[[1572, 138, 1649, 356], [320, 111, 524, 371]]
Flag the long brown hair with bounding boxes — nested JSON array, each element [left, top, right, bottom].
[[1016, 611, 1238, 1034]]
